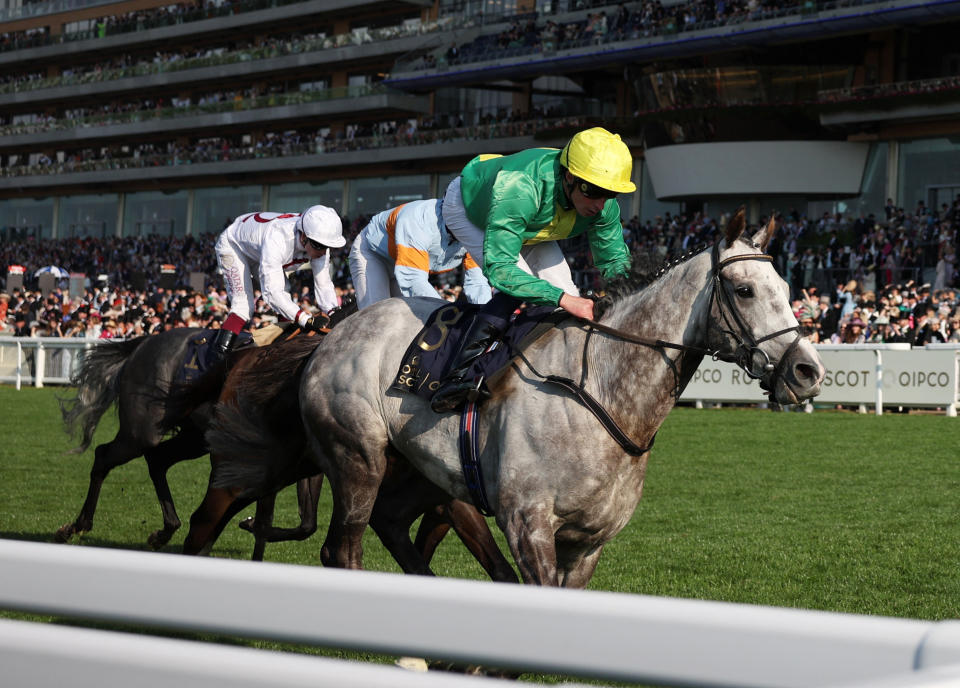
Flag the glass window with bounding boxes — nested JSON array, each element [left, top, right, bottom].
[[898, 138, 960, 213], [123, 190, 188, 237], [0, 197, 54, 241], [347, 175, 431, 221], [638, 158, 681, 224], [59, 194, 119, 239], [841, 141, 888, 221], [267, 181, 344, 216], [193, 186, 262, 238]]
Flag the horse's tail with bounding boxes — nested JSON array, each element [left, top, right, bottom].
[[58, 336, 149, 453], [207, 335, 321, 490]]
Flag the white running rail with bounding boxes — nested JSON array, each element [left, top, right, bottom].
[[1, 539, 960, 688]]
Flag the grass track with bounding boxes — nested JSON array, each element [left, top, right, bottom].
[[1, 385, 959, 681]]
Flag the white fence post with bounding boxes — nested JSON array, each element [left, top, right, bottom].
[[34, 340, 44, 388], [875, 349, 882, 416]]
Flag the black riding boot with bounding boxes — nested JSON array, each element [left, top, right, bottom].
[[430, 294, 520, 413], [207, 328, 237, 366]]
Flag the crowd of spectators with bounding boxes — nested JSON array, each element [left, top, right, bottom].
[[590, 197, 959, 345], [411, 0, 889, 72], [2, 196, 957, 347], [1, 112, 588, 178]]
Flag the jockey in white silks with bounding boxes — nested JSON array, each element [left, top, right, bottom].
[[212, 204, 345, 359], [348, 198, 491, 309]]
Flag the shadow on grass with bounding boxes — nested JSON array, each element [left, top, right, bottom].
[[0, 530, 248, 558]]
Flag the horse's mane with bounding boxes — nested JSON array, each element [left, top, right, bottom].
[[234, 334, 322, 407], [595, 243, 711, 319]]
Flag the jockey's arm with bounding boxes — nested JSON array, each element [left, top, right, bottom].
[[394, 262, 439, 299], [586, 202, 632, 280], [259, 237, 310, 327], [461, 253, 491, 305], [393, 209, 443, 299], [310, 250, 339, 313]]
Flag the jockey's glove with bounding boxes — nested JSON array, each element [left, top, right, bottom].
[[302, 313, 330, 333]]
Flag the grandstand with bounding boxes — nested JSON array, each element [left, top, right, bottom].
[[0, 0, 958, 243]]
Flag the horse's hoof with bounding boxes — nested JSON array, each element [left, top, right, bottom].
[[238, 517, 256, 534], [147, 531, 170, 549], [395, 657, 429, 672], [54, 525, 74, 543]]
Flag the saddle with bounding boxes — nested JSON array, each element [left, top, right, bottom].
[[390, 301, 567, 403], [175, 299, 361, 386], [390, 301, 566, 516]]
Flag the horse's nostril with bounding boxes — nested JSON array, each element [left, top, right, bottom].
[[795, 362, 818, 382]]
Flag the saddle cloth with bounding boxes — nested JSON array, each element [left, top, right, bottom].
[[390, 301, 567, 402]]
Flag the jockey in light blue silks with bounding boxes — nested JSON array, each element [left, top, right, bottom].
[[348, 198, 491, 309], [212, 205, 345, 360]]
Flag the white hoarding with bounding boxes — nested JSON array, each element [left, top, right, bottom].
[[680, 345, 959, 411]]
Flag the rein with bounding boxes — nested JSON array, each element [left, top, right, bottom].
[[518, 241, 800, 456]]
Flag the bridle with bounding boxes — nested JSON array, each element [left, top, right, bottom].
[[581, 239, 801, 392], [707, 240, 802, 391], [517, 239, 801, 456]]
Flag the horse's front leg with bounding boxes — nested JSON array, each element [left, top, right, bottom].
[[412, 504, 450, 564], [247, 491, 276, 562], [501, 505, 559, 586], [182, 470, 253, 556], [443, 500, 518, 583], [239, 474, 323, 545], [558, 544, 604, 589]]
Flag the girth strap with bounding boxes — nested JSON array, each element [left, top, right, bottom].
[[458, 399, 494, 516]]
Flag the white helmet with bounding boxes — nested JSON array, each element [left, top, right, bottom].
[[296, 205, 345, 248]]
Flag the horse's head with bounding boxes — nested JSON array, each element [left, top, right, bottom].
[[710, 208, 825, 405]]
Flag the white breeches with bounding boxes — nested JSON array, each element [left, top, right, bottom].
[[215, 234, 258, 321], [349, 235, 402, 310]]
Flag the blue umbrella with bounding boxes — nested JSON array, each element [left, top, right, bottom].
[[34, 265, 70, 279]]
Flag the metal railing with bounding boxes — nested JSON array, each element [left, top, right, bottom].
[[0, 336, 97, 388]]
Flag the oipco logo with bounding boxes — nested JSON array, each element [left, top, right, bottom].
[[893, 370, 951, 388]]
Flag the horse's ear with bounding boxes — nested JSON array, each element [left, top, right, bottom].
[[753, 213, 777, 252], [724, 206, 746, 244]]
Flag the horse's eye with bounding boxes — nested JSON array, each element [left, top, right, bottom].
[[735, 285, 754, 298]]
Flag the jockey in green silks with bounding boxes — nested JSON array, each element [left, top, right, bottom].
[[430, 127, 636, 413]]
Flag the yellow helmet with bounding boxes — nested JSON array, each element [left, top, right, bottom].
[[560, 127, 636, 194]]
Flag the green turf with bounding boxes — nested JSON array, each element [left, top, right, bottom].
[[2, 385, 959, 683]]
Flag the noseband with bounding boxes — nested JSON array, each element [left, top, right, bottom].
[[709, 241, 801, 391]]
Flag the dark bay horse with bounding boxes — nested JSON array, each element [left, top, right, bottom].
[[57, 326, 323, 557], [57, 328, 220, 548], [295, 210, 825, 587]]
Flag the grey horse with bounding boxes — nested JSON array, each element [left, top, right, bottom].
[[300, 208, 825, 587]]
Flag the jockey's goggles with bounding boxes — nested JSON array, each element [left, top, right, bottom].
[[574, 177, 618, 200], [304, 235, 328, 251]]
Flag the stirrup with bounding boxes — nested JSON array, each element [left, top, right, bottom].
[[430, 376, 487, 414]]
